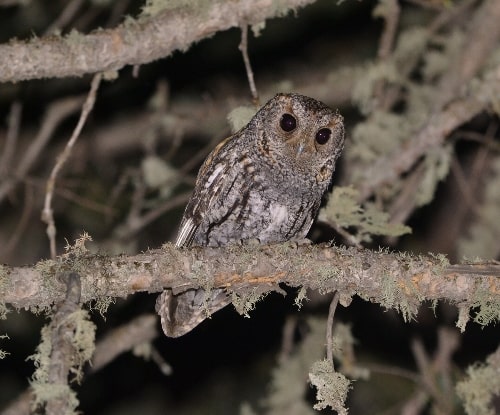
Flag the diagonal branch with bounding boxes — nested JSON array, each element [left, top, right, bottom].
[[357, 63, 500, 201], [0, 0, 317, 83]]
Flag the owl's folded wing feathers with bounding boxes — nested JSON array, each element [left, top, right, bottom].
[[175, 150, 241, 247]]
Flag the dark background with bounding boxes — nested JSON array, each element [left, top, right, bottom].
[[0, 1, 499, 414]]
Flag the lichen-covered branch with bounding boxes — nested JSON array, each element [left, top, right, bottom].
[[456, 345, 500, 415], [29, 273, 95, 415], [357, 61, 500, 201], [0, 0, 317, 83], [1, 243, 499, 327]]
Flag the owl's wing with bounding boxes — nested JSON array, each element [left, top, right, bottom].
[[156, 288, 230, 337], [175, 151, 236, 247], [174, 217, 197, 248]]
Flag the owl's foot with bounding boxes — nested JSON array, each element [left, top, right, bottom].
[[294, 237, 312, 246]]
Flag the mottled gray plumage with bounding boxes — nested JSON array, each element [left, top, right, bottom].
[[156, 93, 345, 337]]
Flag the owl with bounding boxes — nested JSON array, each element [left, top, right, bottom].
[[156, 93, 345, 337]]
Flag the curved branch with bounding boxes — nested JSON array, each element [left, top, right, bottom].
[[0, 0, 316, 83]]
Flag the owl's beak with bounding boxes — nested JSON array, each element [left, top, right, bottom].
[[296, 142, 305, 156]]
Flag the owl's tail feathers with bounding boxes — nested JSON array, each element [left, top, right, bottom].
[[156, 289, 231, 337]]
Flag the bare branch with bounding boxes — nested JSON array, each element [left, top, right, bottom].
[[326, 291, 340, 365], [44, 0, 85, 36], [90, 314, 158, 372], [4, 184, 35, 258], [0, 96, 84, 203], [41, 74, 102, 259], [0, 101, 22, 178], [239, 25, 259, 105]]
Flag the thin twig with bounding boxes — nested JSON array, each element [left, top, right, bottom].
[[450, 157, 481, 213], [107, 0, 133, 27], [401, 390, 429, 415], [428, 0, 477, 33], [0, 101, 22, 178], [410, 327, 460, 414], [457, 133, 500, 151], [279, 315, 298, 362], [41, 73, 102, 259], [374, 0, 400, 110], [239, 25, 259, 105], [377, 0, 400, 61], [114, 191, 192, 240], [90, 314, 158, 372], [326, 291, 340, 365], [0, 0, 25, 5], [387, 161, 426, 226], [4, 184, 35, 259], [365, 362, 420, 384], [0, 96, 84, 203], [329, 223, 362, 248], [148, 346, 173, 376], [44, 0, 85, 36]]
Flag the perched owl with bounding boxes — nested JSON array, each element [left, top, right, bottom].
[[156, 93, 345, 337]]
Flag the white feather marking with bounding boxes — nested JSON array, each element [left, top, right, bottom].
[[269, 203, 288, 224], [175, 218, 196, 247], [205, 164, 224, 188]]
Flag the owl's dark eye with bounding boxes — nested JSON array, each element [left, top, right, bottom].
[[280, 113, 297, 132], [315, 128, 331, 145]]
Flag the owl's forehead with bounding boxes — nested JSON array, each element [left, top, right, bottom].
[[276, 94, 334, 119]]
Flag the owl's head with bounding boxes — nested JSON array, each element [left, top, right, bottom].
[[251, 93, 345, 186]]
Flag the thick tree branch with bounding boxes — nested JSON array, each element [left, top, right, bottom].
[[2, 244, 499, 322], [0, 0, 316, 83]]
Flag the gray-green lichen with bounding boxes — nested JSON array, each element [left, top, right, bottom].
[[0, 264, 10, 351], [320, 186, 411, 242], [471, 287, 500, 327], [294, 286, 308, 309], [28, 309, 96, 415], [227, 105, 258, 133], [0, 334, 9, 359], [231, 288, 268, 317], [456, 347, 500, 415], [89, 296, 115, 317], [309, 359, 351, 414], [346, 23, 466, 214]]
